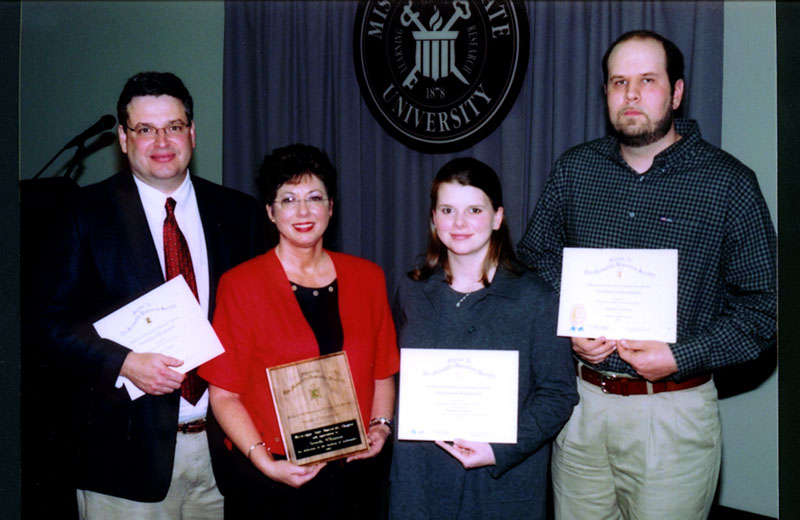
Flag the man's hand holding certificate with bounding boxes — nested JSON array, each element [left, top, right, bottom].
[[93, 276, 225, 399], [557, 248, 678, 343]]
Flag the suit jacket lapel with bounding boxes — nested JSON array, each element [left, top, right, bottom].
[[193, 176, 224, 318], [110, 172, 164, 291]]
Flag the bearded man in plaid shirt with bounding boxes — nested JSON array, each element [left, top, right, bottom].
[[518, 30, 776, 520]]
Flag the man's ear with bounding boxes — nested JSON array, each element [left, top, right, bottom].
[[189, 121, 196, 149], [671, 79, 685, 110], [118, 124, 128, 153]]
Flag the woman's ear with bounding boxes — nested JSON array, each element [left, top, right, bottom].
[[493, 207, 504, 230]]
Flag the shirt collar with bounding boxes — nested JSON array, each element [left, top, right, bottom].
[[421, 264, 523, 304], [593, 118, 703, 176], [133, 170, 194, 212]]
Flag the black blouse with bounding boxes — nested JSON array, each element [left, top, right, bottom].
[[290, 280, 344, 356]]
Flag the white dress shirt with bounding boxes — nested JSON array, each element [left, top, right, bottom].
[[133, 172, 210, 422]]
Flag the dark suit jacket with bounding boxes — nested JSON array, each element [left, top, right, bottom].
[[38, 171, 266, 502]]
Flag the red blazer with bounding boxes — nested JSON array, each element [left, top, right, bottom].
[[199, 248, 399, 455]]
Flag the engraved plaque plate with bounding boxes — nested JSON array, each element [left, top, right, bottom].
[[266, 352, 367, 465]]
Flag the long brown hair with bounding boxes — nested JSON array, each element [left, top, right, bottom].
[[409, 157, 521, 284]]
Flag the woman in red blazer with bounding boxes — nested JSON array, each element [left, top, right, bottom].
[[199, 144, 399, 519]]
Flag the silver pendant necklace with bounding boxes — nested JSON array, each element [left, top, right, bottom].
[[456, 292, 470, 307]]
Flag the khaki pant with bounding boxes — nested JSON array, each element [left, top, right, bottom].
[[552, 377, 721, 520], [77, 430, 223, 520]]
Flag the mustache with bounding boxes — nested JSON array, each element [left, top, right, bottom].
[[617, 106, 647, 116]]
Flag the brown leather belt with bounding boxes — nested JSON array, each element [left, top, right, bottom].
[[177, 418, 206, 434], [576, 362, 711, 396]]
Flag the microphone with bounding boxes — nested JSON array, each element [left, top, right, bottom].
[[31, 114, 118, 179], [62, 114, 116, 150]]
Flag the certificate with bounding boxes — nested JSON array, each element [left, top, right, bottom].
[[93, 275, 225, 400], [266, 352, 368, 465], [557, 248, 678, 342], [397, 348, 518, 444]]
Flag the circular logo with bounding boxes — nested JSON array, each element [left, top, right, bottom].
[[354, 0, 529, 153]]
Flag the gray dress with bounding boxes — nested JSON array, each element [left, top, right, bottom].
[[389, 266, 578, 520]]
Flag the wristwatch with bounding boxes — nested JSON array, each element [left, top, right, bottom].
[[369, 416, 393, 433]]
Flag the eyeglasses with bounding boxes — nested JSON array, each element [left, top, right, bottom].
[[273, 195, 330, 209], [125, 122, 190, 140]]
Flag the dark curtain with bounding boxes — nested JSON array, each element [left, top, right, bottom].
[[223, 0, 723, 293]]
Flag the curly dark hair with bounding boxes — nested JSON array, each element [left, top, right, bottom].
[[256, 144, 337, 205]]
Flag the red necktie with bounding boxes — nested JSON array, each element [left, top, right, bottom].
[[164, 197, 207, 405]]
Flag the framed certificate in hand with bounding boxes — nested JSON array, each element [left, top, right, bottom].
[[397, 348, 519, 444], [93, 275, 225, 400], [266, 351, 368, 465], [557, 248, 678, 342]]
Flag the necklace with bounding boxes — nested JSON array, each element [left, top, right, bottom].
[[456, 291, 470, 307]]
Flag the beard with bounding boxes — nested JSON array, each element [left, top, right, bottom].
[[611, 104, 674, 148]]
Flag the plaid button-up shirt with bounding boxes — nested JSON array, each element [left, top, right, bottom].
[[518, 119, 776, 380]]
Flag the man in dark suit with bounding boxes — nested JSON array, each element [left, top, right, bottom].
[[39, 72, 266, 519]]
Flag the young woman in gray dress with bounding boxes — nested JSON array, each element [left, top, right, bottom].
[[389, 157, 577, 520]]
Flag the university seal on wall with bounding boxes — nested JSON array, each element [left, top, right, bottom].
[[353, 0, 529, 153]]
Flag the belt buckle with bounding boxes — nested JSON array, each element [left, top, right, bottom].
[[178, 418, 206, 434], [599, 373, 618, 394]]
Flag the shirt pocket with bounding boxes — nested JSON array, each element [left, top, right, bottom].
[[634, 209, 708, 250]]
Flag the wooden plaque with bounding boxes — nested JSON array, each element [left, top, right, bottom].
[[266, 351, 368, 465]]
